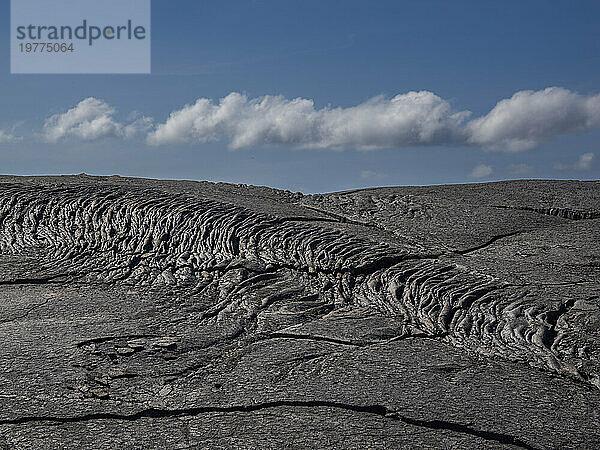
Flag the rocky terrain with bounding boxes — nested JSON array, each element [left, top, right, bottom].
[[0, 175, 598, 449]]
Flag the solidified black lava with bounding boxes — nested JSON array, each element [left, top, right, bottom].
[[0, 175, 599, 449]]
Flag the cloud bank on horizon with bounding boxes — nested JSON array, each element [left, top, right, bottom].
[[147, 91, 470, 149], [147, 87, 600, 151], [5, 87, 598, 153]]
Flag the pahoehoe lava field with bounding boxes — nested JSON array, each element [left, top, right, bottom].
[[0, 175, 599, 449]]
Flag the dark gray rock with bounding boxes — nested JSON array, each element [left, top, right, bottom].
[[0, 175, 598, 449]]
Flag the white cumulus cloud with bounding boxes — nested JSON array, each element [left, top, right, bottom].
[[573, 152, 595, 171], [467, 87, 600, 151], [147, 91, 470, 149], [554, 152, 595, 171], [43, 97, 153, 142], [147, 87, 600, 152], [470, 163, 493, 179], [0, 130, 20, 144]]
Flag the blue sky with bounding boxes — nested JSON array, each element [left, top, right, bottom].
[[1, 0, 599, 192]]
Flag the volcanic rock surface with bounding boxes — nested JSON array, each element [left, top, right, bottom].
[[0, 175, 599, 449]]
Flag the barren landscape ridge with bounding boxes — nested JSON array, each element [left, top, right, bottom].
[[0, 175, 598, 448]]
